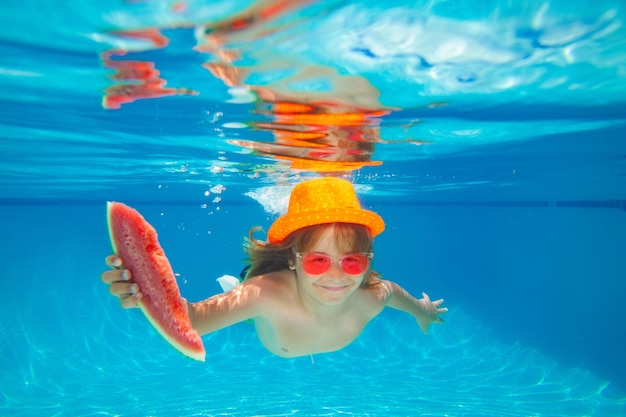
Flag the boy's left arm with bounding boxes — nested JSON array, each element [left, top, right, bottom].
[[383, 281, 447, 334]]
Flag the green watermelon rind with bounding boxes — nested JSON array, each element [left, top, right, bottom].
[[106, 201, 206, 362]]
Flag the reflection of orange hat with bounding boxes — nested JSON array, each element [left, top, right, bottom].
[[267, 177, 385, 243], [275, 155, 383, 173]]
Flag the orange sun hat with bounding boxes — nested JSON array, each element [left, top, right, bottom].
[[267, 177, 385, 243]]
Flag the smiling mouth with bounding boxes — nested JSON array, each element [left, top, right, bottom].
[[319, 285, 349, 293]]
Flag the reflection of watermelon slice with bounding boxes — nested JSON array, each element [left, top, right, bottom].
[[107, 202, 206, 362]]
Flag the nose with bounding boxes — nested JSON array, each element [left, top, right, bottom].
[[325, 260, 344, 278]]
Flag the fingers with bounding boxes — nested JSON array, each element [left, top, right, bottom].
[[108, 280, 137, 297], [424, 294, 448, 313], [101, 268, 130, 284], [433, 298, 448, 316], [428, 294, 448, 327], [101, 258, 142, 309], [433, 299, 448, 315], [120, 291, 143, 309], [109, 280, 143, 309], [105, 255, 122, 268]]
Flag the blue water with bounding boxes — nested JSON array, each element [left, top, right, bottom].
[[2, 1, 626, 416]]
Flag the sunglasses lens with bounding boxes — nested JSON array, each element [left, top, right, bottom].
[[300, 254, 370, 275], [301, 254, 331, 275], [341, 255, 370, 274]]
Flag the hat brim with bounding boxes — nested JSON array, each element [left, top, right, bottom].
[[267, 207, 385, 243]]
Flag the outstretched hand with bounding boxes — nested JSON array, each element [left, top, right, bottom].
[[101, 255, 143, 308], [416, 292, 447, 334]]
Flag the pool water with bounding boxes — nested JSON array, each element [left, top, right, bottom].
[[1, 1, 626, 416]]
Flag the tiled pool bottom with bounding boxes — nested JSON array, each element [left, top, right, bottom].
[[2, 308, 624, 417]]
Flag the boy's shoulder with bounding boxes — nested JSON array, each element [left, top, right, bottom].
[[240, 270, 301, 314], [359, 278, 393, 303], [244, 270, 297, 297]]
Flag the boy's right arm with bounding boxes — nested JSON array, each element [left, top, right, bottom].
[[184, 277, 268, 335], [101, 255, 266, 335]]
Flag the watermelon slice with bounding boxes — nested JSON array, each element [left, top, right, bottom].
[[107, 202, 206, 362]]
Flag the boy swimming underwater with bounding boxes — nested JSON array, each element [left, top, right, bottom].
[[102, 177, 447, 357]]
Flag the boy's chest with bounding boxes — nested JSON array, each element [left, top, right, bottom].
[[256, 311, 369, 357]]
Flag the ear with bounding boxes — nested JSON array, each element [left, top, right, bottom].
[[287, 247, 298, 269]]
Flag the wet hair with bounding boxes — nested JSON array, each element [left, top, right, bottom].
[[242, 222, 381, 286]]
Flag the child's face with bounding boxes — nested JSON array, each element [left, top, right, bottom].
[[294, 226, 368, 306]]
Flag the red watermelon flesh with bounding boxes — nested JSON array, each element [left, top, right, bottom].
[[107, 202, 206, 362]]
